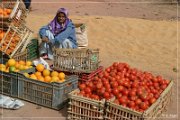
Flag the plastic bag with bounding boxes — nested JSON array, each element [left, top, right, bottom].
[[75, 23, 88, 48]]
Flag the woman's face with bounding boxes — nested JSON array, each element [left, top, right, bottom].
[[57, 12, 66, 24]]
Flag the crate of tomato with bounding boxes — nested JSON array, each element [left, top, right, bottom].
[[68, 89, 105, 120], [101, 62, 173, 120]]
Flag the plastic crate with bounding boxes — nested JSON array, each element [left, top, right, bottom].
[[0, 0, 27, 27], [104, 80, 173, 120], [0, 58, 35, 98], [0, 24, 33, 57], [79, 66, 103, 82], [17, 73, 78, 110], [53, 48, 100, 73], [0, 71, 18, 97], [67, 89, 105, 120]]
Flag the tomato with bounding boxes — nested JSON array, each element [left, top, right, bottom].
[[105, 87, 112, 93], [87, 81, 94, 89], [123, 81, 130, 88], [129, 90, 136, 97], [119, 96, 127, 104], [79, 83, 86, 90], [116, 93, 122, 99], [79, 91, 85, 96], [118, 86, 124, 92], [122, 89, 129, 96], [94, 95, 100, 100], [149, 98, 156, 105], [112, 88, 119, 96], [113, 62, 119, 68], [128, 101, 135, 108], [103, 71, 109, 78], [105, 68, 110, 73], [103, 92, 110, 100], [84, 87, 91, 94], [98, 87, 105, 95], [161, 84, 167, 90], [135, 99, 142, 105], [139, 102, 148, 110], [111, 81, 118, 88], [96, 82, 103, 89], [131, 82, 139, 88], [129, 96, 137, 101]]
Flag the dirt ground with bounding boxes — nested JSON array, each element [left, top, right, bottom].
[[0, 0, 179, 120]]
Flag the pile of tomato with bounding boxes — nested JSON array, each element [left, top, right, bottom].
[[78, 62, 170, 112]]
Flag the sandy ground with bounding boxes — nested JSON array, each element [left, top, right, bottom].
[[0, 0, 180, 120]]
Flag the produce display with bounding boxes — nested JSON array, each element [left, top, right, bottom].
[[0, 8, 12, 18], [0, 29, 21, 55], [24, 63, 66, 83], [0, 58, 33, 72], [78, 62, 170, 112], [0, 29, 5, 41]]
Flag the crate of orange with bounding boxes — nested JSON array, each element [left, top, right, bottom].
[[17, 64, 78, 110], [0, 58, 35, 97], [0, 0, 27, 27], [0, 24, 33, 58]]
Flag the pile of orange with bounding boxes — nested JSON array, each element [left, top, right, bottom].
[[0, 30, 21, 55], [0, 8, 12, 18], [0, 58, 33, 72], [26, 64, 66, 83]]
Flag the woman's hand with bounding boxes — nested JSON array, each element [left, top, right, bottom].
[[42, 36, 49, 42]]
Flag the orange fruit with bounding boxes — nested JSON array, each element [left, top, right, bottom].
[[58, 79, 65, 83], [19, 60, 25, 65], [30, 74, 37, 80], [26, 61, 32, 66], [7, 59, 16, 67], [15, 62, 20, 69], [43, 69, 50, 77], [44, 76, 51, 82], [51, 71, 58, 77], [51, 76, 59, 82], [36, 64, 45, 72], [34, 71, 42, 77], [37, 76, 45, 81], [58, 72, 65, 80]]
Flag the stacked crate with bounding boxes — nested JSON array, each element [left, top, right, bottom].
[[0, 0, 27, 27]]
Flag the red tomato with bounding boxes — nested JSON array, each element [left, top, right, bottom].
[[111, 81, 118, 88], [96, 82, 103, 89], [118, 86, 124, 92], [122, 89, 129, 96], [119, 96, 127, 104], [139, 102, 148, 110], [149, 98, 156, 105], [128, 101, 135, 108], [103, 92, 110, 100], [112, 88, 119, 96], [84, 87, 91, 94], [135, 99, 142, 105], [79, 83, 86, 90], [105, 67, 111, 73]]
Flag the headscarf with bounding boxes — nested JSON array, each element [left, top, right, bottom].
[[48, 8, 70, 36]]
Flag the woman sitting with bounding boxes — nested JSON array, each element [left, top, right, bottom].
[[39, 8, 77, 59]]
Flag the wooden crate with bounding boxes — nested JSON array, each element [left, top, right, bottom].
[[0, 0, 27, 27], [67, 89, 105, 120], [53, 48, 100, 73], [104, 80, 173, 120]]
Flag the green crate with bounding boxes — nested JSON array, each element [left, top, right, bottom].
[[17, 73, 78, 110]]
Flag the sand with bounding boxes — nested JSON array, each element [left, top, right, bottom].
[[0, 0, 179, 120]]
